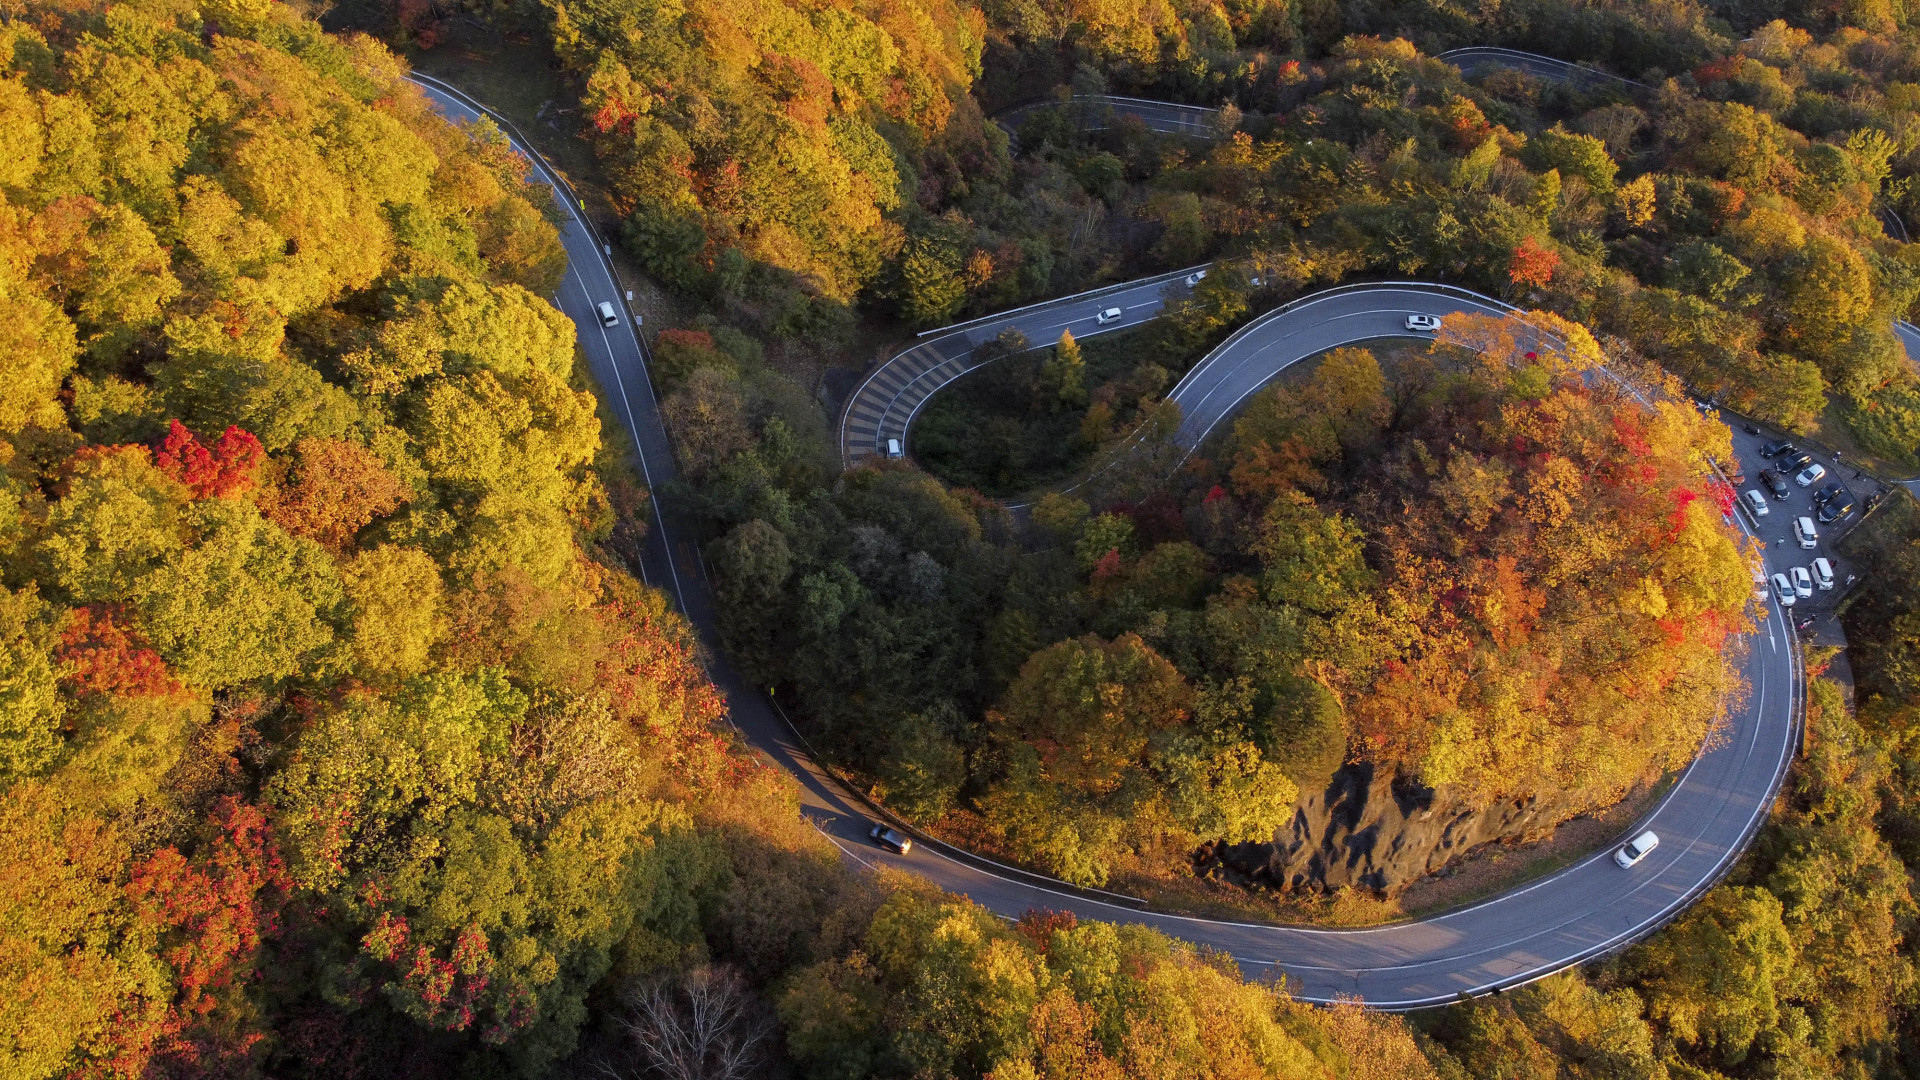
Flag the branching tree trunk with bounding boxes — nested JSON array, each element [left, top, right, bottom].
[[604, 966, 770, 1080]]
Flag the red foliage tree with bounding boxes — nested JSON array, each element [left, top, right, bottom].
[[1508, 237, 1560, 291], [58, 604, 181, 699], [104, 798, 289, 1078], [154, 420, 265, 500]]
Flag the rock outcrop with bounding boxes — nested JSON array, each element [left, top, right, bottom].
[[1199, 761, 1590, 895]]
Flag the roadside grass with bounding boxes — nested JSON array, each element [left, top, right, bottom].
[[1810, 397, 1916, 480]]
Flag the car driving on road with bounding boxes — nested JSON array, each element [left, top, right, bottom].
[[1405, 314, 1443, 331], [870, 825, 912, 854], [1615, 830, 1660, 868], [1096, 306, 1123, 325], [596, 301, 620, 328], [1185, 269, 1208, 286]]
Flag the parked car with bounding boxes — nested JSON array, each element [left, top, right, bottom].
[[1813, 481, 1847, 506], [1795, 463, 1828, 487], [1811, 557, 1835, 591], [1615, 830, 1661, 868], [1095, 306, 1123, 325], [1772, 572, 1797, 607], [1819, 498, 1855, 524], [1405, 314, 1443, 331], [869, 825, 912, 854], [1185, 269, 1208, 286], [1782, 452, 1814, 474], [597, 300, 620, 328], [1751, 560, 1769, 601], [1759, 440, 1797, 457], [1795, 516, 1819, 549], [1743, 489, 1771, 518], [1791, 565, 1814, 598], [1761, 469, 1791, 499]]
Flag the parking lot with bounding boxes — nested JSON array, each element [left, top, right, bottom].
[[1724, 415, 1887, 634]]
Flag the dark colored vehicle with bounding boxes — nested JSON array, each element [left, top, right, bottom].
[[1759, 440, 1797, 457], [1818, 499, 1855, 523], [870, 825, 912, 854], [1760, 469, 1791, 499], [1781, 452, 1814, 474], [1812, 482, 1847, 506]]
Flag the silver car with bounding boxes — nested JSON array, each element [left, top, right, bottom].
[[1405, 314, 1442, 332], [1615, 830, 1660, 868]]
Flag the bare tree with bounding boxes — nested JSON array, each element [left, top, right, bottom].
[[603, 966, 771, 1080]]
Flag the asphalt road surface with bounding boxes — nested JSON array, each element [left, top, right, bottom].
[[841, 266, 1205, 464], [1437, 46, 1645, 88], [414, 76, 1805, 1008], [997, 94, 1220, 140]]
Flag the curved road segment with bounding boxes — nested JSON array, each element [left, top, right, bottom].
[[840, 266, 1204, 464], [413, 75, 1804, 1007], [998, 94, 1220, 139], [1436, 46, 1646, 89]]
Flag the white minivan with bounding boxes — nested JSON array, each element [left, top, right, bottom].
[[1615, 830, 1660, 868], [1811, 557, 1835, 591], [1794, 516, 1819, 549], [885, 438, 903, 459], [1742, 489, 1769, 518], [1751, 560, 1768, 601], [1096, 306, 1124, 325], [597, 301, 620, 327]]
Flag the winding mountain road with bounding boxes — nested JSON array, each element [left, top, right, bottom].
[[412, 74, 1804, 1008]]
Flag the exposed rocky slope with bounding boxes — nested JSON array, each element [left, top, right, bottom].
[[1200, 762, 1590, 895]]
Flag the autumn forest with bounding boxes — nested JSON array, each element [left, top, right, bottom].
[[4, 0, 1920, 1075]]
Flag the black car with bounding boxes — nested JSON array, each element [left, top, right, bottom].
[[1781, 451, 1814, 474], [1819, 499, 1855, 523], [1812, 482, 1847, 506], [1759, 440, 1797, 457], [870, 825, 912, 854], [1760, 469, 1791, 499]]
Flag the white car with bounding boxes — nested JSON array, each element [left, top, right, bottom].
[[1796, 463, 1827, 487], [1185, 269, 1208, 286], [1791, 565, 1813, 598], [1096, 307, 1123, 325], [1742, 489, 1770, 518], [1405, 314, 1443, 332], [1811, 557, 1835, 591], [1750, 560, 1768, 601], [1794, 516, 1818, 549], [885, 438, 903, 459], [1615, 830, 1660, 869], [1771, 572, 1796, 607], [597, 300, 620, 328]]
